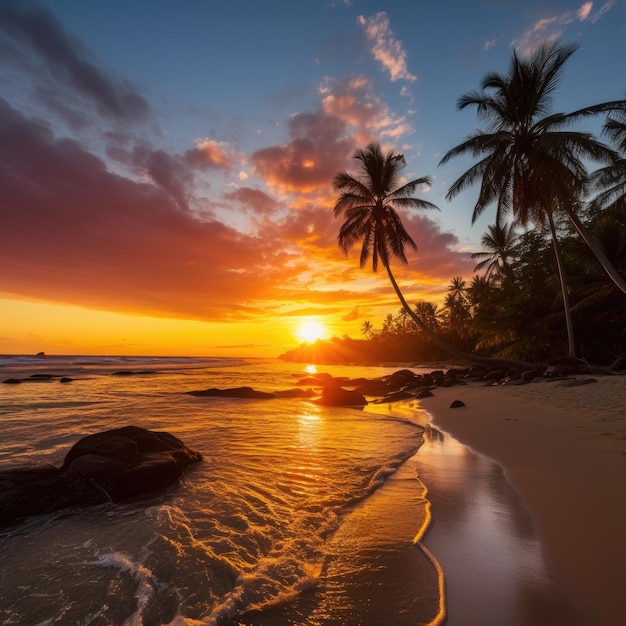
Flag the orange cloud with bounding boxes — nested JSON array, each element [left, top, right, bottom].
[[250, 112, 355, 193], [187, 139, 234, 169]]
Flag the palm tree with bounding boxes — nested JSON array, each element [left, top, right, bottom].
[[439, 41, 619, 357], [361, 320, 374, 338], [589, 95, 626, 219], [471, 222, 519, 286], [445, 277, 470, 344], [414, 301, 442, 331], [382, 313, 395, 334], [333, 141, 538, 370]]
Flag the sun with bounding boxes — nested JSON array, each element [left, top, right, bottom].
[[296, 319, 327, 343]]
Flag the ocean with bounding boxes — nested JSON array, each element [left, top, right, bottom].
[[1, 356, 444, 625], [0, 356, 579, 625]]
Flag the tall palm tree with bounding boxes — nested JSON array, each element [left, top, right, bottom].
[[439, 41, 619, 357], [333, 141, 537, 370]]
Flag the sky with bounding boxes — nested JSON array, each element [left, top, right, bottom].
[[1, 0, 624, 357]]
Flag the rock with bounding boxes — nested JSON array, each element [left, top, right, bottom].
[[373, 390, 415, 404], [0, 426, 202, 528], [188, 386, 276, 399], [450, 400, 466, 408], [446, 368, 470, 378], [415, 389, 434, 399], [484, 369, 507, 382], [556, 378, 598, 387], [420, 374, 434, 386], [385, 369, 419, 390], [545, 357, 579, 377], [313, 387, 367, 407], [500, 376, 526, 385], [466, 366, 487, 379], [355, 382, 390, 396], [522, 369, 542, 382]]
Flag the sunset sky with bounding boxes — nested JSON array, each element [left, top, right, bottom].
[[1, 0, 624, 357]]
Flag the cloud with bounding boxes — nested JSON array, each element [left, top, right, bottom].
[[577, 2, 593, 20], [250, 111, 354, 193], [514, 1, 616, 55], [186, 139, 234, 170], [0, 1, 150, 123], [0, 98, 292, 321], [590, 1, 616, 23], [341, 306, 362, 322], [223, 187, 279, 215], [0, 3, 473, 329], [357, 12, 417, 83]]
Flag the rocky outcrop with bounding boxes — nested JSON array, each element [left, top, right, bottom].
[[313, 387, 367, 407], [0, 426, 202, 528], [188, 386, 277, 399]]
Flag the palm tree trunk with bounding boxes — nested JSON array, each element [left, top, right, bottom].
[[547, 210, 577, 358], [384, 264, 539, 371], [565, 209, 626, 294]]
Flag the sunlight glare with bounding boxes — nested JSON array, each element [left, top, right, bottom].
[[297, 319, 327, 343]]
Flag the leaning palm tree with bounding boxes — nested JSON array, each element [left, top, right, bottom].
[[333, 141, 537, 370], [439, 41, 619, 357]]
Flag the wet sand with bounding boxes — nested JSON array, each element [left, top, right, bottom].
[[418, 374, 626, 626]]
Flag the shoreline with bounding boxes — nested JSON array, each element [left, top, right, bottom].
[[417, 374, 626, 625]]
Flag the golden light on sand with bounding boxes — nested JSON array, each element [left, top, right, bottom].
[[296, 319, 327, 343]]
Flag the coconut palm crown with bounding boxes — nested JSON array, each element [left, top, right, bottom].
[[439, 41, 616, 229], [333, 142, 438, 272]]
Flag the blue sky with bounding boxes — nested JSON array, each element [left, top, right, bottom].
[[0, 0, 624, 355]]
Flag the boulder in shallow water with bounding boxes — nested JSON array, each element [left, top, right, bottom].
[[188, 386, 276, 399], [0, 426, 202, 528], [313, 387, 367, 407]]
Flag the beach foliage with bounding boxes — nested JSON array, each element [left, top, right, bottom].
[[439, 42, 623, 357]]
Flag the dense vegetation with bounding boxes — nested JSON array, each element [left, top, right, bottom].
[[281, 42, 625, 368], [280, 212, 626, 365]]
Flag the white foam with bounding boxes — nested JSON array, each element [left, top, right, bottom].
[[94, 552, 157, 626]]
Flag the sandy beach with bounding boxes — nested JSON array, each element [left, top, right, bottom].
[[418, 373, 626, 625]]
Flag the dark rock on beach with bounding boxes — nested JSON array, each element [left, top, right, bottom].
[[188, 386, 277, 399], [0, 426, 202, 528], [313, 387, 367, 407], [415, 389, 434, 399]]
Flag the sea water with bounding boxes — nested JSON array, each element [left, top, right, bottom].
[[0, 356, 444, 625]]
